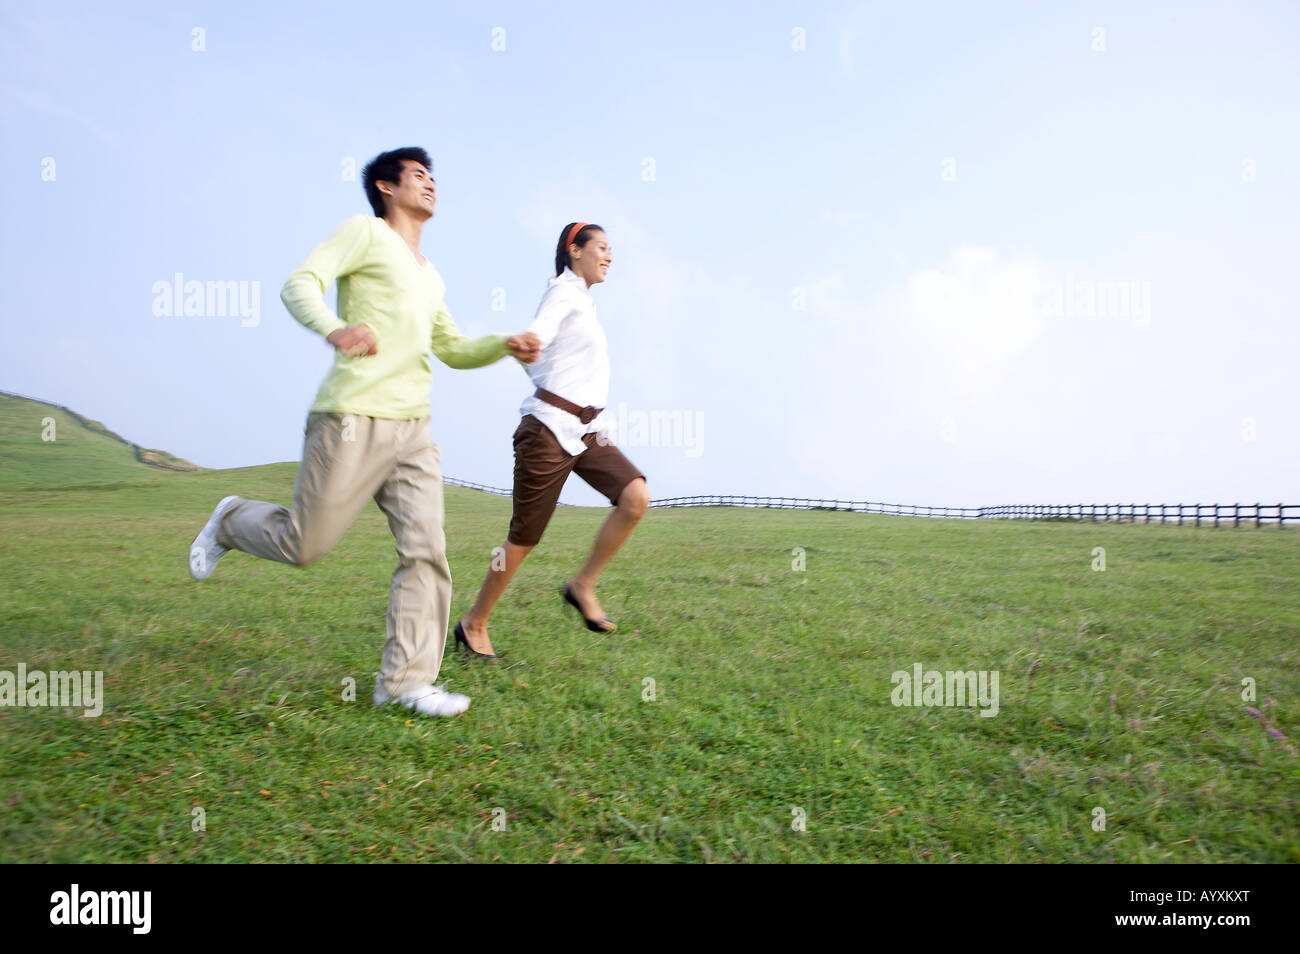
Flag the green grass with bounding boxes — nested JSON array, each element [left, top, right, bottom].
[[0, 398, 1297, 862]]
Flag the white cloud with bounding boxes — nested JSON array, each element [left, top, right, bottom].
[[885, 245, 1047, 396]]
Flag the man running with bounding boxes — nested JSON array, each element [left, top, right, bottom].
[[187, 146, 540, 718]]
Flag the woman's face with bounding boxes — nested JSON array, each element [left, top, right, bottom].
[[571, 231, 612, 286]]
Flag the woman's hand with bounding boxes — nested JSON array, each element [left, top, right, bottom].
[[507, 332, 541, 364]]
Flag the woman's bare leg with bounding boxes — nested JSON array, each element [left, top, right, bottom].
[[458, 541, 533, 655], [567, 478, 649, 627]]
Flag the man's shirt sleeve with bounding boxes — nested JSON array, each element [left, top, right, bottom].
[[280, 215, 373, 339], [430, 302, 509, 369]]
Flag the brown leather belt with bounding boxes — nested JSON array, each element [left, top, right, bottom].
[[535, 388, 603, 425]]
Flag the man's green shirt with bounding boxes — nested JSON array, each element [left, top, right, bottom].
[[281, 214, 509, 419]]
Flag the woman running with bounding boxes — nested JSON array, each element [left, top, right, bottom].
[[454, 222, 649, 658]]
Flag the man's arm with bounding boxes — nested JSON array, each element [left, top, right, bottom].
[[280, 215, 374, 341], [431, 303, 538, 368]]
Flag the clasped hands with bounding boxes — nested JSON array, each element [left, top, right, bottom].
[[326, 326, 542, 365]]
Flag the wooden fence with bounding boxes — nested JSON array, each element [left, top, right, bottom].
[[442, 479, 1296, 527]]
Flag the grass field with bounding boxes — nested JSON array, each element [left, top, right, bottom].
[[0, 395, 1297, 862]]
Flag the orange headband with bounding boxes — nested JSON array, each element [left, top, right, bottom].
[[566, 222, 588, 250]]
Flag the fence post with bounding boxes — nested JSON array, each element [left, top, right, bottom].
[[1255, 502, 1261, 529], [1280, 502, 1285, 529]]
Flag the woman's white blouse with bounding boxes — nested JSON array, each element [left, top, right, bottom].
[[518, 266, 611, 456]]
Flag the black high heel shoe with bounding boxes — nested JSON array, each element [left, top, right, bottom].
[[454, 620, 498, 660], [561, 584, 617, 633]]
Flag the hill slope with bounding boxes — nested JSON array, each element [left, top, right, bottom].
[[0, 391, 200, 488]]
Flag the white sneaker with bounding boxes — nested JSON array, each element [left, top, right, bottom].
[[189, 495, 240, 580], [374, 684, 471, 718]]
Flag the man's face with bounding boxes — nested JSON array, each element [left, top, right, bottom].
[[381, 159, 436, 219]]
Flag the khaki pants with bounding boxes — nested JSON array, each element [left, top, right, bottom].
[[217, 412, 451, 699]]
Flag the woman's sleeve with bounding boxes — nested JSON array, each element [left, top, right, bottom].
[[527, 287, 575, 350]]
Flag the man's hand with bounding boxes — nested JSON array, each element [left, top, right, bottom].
[[327, 325, 378, 358], [506, 332, 541, 365]]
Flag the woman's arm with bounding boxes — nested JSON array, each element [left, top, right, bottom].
[[527, 286, 577, 350]]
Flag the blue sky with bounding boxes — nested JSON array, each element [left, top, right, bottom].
[[3, 0, 1297, 507]]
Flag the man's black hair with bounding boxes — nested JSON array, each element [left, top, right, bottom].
[[363, 147, 433, 216]]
